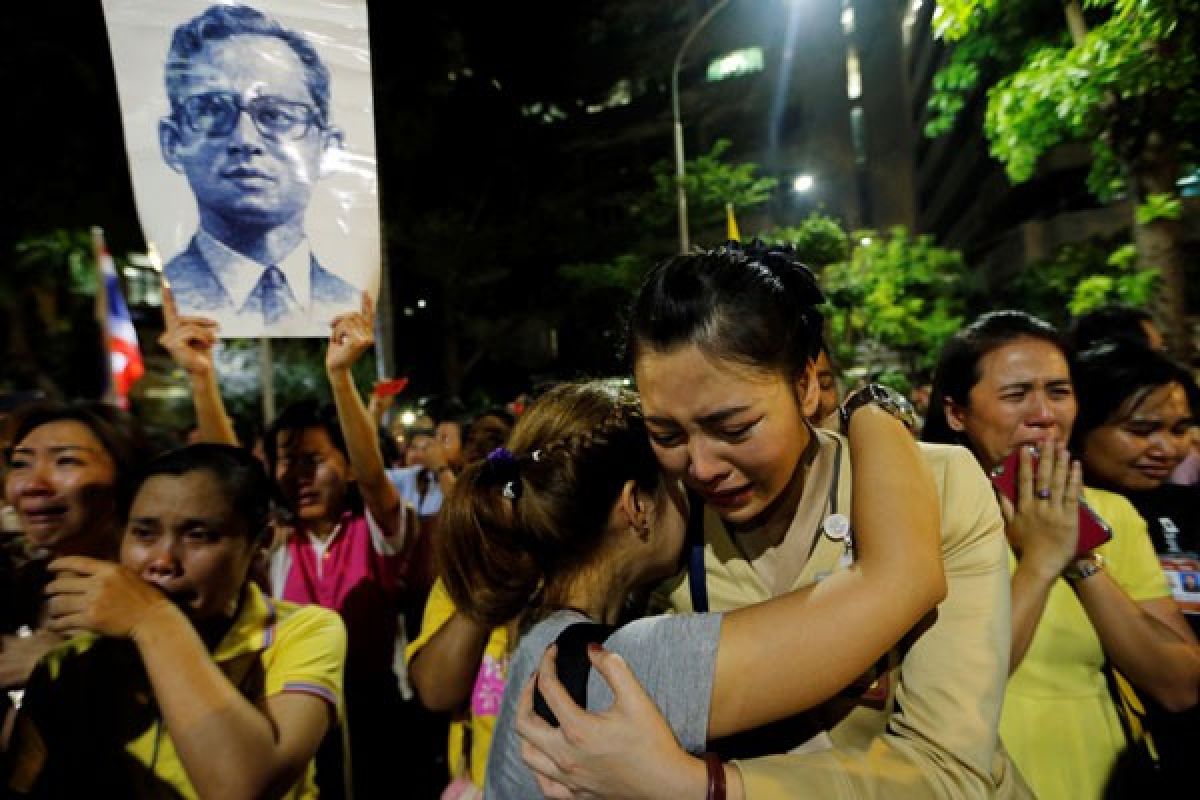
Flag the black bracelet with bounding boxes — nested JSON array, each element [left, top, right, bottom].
[[703, 752, 726, 800]]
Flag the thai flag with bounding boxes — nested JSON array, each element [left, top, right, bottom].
[[100, 249, 144, 406]]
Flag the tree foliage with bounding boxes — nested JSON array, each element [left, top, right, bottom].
[[930, 0, 1200, 199], [820, 227, 971, 376]]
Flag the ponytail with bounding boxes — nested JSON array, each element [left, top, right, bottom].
[[436, 382, 659, 629]]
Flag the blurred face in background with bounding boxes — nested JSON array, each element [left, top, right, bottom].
[[272, 427, 352, 523], [946, 336, 1077, 471], [810, 349, 840, 426], [1081, 381, 1194, 492], [435, 420, 463, 469], [5, 420, 119, 557], [405, 431, 435, 468]]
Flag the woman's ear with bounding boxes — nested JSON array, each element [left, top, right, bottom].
[[793, 361, 819, 419], [945, 397, 968, 433], [616, 480, 651, 541]]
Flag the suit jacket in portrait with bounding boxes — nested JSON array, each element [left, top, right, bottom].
[[165, 235, 359, 336]]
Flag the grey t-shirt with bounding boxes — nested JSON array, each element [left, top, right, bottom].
[[485, 609, 722, 799]]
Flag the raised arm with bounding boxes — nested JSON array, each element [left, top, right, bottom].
[[40, 557, 340, 800], [708, 403, 944, 736], [325, 292, 404, 545], [159, 283, 237, 446]]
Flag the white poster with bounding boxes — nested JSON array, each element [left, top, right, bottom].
[[102, 0, 379, 337]]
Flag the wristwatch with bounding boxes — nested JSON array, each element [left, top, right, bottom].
[[839, 383, 919, 434], [1064, 552, 1106, 583]]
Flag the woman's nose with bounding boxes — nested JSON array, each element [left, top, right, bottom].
[[687, 439, 727, 485]]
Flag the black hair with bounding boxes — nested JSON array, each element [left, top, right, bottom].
[[132, 444, 272, 542], [625, 240, 826, 379], [8, 402, 154, 517], [1070, 339, 1196, 452], [165, 3, 333, 125], [922, 311, 1071, 445], [264, 400, 362, 513], [1069, 304, 1156, 352]]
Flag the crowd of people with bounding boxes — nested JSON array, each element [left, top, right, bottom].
[[2, 242, 1198, 799]]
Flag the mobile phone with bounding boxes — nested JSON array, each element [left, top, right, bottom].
[[372, 377, 409, 398], [989, 447, 1112, 557]]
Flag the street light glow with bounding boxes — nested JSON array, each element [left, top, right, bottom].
[[793, 173, 815, 193], [400, 410, 417, 427], [417, 298, 427, 309]]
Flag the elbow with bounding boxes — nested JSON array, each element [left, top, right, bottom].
[[409, 660, 469, 713], [1151, 678, 1199, 713]]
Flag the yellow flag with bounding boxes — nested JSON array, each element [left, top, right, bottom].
[[725, 203, 740, 242]]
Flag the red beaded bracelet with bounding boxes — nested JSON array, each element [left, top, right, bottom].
[[703, 752, 726, 800]]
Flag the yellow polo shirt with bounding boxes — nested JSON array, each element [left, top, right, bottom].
[[406, 578, 510, 787], [8, 583, 346, 799]]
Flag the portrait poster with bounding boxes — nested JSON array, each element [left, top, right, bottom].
[[101, 0, 380, 337]]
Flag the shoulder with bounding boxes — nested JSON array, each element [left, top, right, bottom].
[[273, 601, 348, 653], [310, 257, 360, 304], [1083, 486, 1144, 529], [35, 634, 101, 682], [164, 238, 229, 310]]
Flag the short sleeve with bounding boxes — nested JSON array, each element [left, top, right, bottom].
[[586, 612, 723, 755], [404, 578, 457, 662], [1089, 489, 1172, 602], [264, 605, 347, 717]]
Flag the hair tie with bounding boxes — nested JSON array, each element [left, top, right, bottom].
[[483, 447, 522, 499]]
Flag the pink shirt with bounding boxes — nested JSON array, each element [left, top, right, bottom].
[[269, 509, 405, 681]]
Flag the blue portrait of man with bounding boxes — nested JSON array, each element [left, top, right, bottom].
[[159, 4, 359, 333]]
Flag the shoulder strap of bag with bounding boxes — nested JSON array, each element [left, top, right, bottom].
[[532, 621, 616, 727]]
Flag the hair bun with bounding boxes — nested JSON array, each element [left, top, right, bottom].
[[727, 238, 825, 308]]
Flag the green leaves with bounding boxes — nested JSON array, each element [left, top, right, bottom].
[[1135, 192, 1183, 223]]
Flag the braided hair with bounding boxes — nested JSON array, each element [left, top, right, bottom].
[[437, 381, 658, 629]]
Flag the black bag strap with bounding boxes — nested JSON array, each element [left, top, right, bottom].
[[686, 437, 845, 613], [532, 621, 615, 727], [685, 489, 709, 613]]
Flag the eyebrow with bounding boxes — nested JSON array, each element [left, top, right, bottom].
[[11, 445, 99, 456], [996, 379, 1071, 391], [646, 404, 754, 427]]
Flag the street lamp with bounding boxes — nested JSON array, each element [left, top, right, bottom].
[[672, 0, 735, 254]]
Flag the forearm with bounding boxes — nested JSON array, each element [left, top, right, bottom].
[[1075, 575, 1200, 710], [190, 370, 238, 445], [1008, 557, 1058, 672], [327, 367, 400, 532], [132, 604, 286, 798], [712, 411, 943, 736], [409, 613, 491, 712]]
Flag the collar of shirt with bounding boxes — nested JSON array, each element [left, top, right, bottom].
[[194, 229, 313, 312]]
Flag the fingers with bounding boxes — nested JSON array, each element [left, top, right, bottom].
[[44, 592, 87, 621], [44, 576, 91, 596], [48, 556, 101, 577], [162, 281, 177, 324], [1016, 445, 1034, 507], [585, 647, 644, 710], [1064, 459, 1083, 512], [1034, 442, 1054, 498], [1049, 443, 1070, 505], [361, 290, 374, 321], [514, 673, 556, 740]]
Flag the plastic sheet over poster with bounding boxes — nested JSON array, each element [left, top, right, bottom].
[[101, 0, 380, 337]]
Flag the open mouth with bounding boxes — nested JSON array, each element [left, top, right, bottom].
[[21, 504, 68, 527], [701, 485, 754, 509]]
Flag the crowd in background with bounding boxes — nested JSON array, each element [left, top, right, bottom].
[[1, 243, 1198, 799]]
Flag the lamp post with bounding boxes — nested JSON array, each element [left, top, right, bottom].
[[671, 0, 735, 254]]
